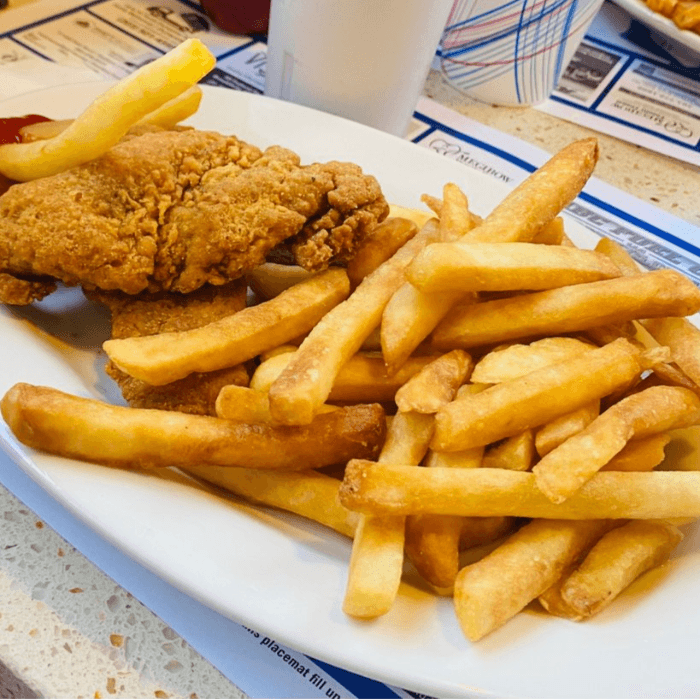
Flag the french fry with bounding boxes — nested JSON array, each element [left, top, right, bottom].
[[339, 461, 700, 520], [251, 349, 442, 402], [2, 384, 386, 471], [481, 429, 535, 471], [394, 350, 472, 414], [184, 465, 359, 538], [405, 514, 514, 591], [531, 217, 565, 245], [453, 519, 613, 640], [406, 242, 621, 294], [600, 433, 671, 471], [593, 239, 700, 390], [535, 401, 601, 457], [381, 185, 478, 374], [642, 317, 700, 388], [19, 86, 204, 143], [533, 386, 700, 503], [470, 337, 594, 384], [343, 409, 435, 618], [560, 520, 684, 619], [345, 340, 475, 613], [431, 270, 700, 350], [0, 39, 215, 181], [466, 139, 599, 244], [215, 385, 337, 423], [381, 284, 475, 376], [388, 203, 435, 229], [347, 218, 418, 288], [406, 378, 535, 588], [594, 237, 642, 276], [104, 268, 349, 386], [432, 338, 652, 452], [267, 219, 445, 425], [136, 84, 203, 129]]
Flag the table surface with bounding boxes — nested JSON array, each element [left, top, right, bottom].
[[1, 1, 699, 696]]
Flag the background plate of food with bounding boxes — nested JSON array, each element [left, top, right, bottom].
[[612, 0, 700, 59]]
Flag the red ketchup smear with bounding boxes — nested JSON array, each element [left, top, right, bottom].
[[0, 115, 52, 195]]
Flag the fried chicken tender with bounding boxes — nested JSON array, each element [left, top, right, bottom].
[[88, 279, 249, 415], [0, 128, 388, 303]]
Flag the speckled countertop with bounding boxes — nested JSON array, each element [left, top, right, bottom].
[[0, 28, 699, 699]]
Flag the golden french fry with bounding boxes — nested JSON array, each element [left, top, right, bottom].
[[466, 139, 599, 244], [535, 401, 601, 457], [439, 183, 475, 240], [420, 193, 443, 216], [482, 429, 535, 471], [215, 385, 337, 423], [137, 84, 203, 128], [19, 86, 204, 143], [600, 433, 671, 471], [407, 242, 621, 294], [345, 335, 473, 615], [531, 217, 565, 245], [533, 386, 700, 503], [268, 220, 445, 425], [381, 284, 474, 376], [593, 240, 699, 390], [471, 337, 594, 384], [251, 349, 442, 402], [339, 460, 700, 520], [394, 350, 472, 414], [432, 270, 700, 350], [594, 237, 642, 276], [388, 203, 435, 229], [433, 338, 650, 452], [405, 514, 514, 591], [560, 520, 684, 618], [0, 39, 215, 181], [184, 465, 359, 538], [581, 320, 638, 347], [453, 519, 614, 640], [347, 218, 418, 288], [380, 186, 479, 374], [2, 384, 386, 471], [246, 263, 315, 300], [643, 317, 700, 388], [343, 409, 435, 618], [104, 268, 349, 386]]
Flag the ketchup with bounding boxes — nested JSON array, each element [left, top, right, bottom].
[[0, 114, 52, 146], [0, 115, 52, 195]]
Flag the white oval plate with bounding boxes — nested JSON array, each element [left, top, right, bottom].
[[612, 0, 700, 59], [1, 83, 699, 699]]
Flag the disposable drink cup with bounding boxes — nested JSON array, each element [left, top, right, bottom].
[[265, 0, 454, 136], [440, 0, 606, 106]]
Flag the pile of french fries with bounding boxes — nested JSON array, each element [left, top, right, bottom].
[[3, 40, 700, 643]]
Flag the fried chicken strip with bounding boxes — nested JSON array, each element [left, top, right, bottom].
[[88, 278, 250, 415], [0, 128, 388, 303]]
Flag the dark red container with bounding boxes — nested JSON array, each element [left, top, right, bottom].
[[199, 0, 270, 35]]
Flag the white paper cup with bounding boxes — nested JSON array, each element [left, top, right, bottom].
[[264, 0, 454, 136], [440, 0, 605, 106]]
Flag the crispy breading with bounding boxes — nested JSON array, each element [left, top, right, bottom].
[[89, 279, 250, 415], [0, 128, 388, 302]]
